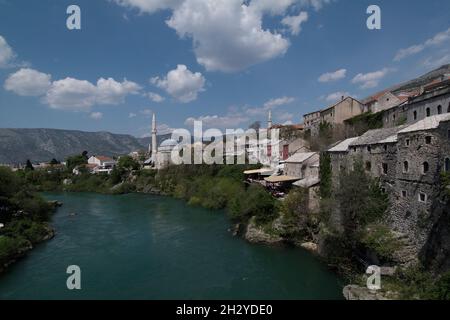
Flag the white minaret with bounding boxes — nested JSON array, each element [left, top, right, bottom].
[[151, 113, 157, 157], [268, 109, 272, 129]]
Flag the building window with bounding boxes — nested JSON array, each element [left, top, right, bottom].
[[405, 139, 410, 146], [423, 162, 429, 174], [425, 136, 432, 144], [367, 146, 371, 152], [413, 110, 417, 120], [448, 130, 450, 139], [393, 114, 396, 121], [445, 158, 450, 172], [426, 107, 431, 117], [401, 190, 407, 198], [382, 163, 388, 174], [448, 102, 450, 113], [365, 161, 372, 171], [437, 105, 442, 114], [353, 147, 357, 152], [419, 193, 427, 203], [403, 161, 409, 173], [384, 144, 388, 151]]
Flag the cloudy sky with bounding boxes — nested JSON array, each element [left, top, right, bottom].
[[0, 0, 449, 137]]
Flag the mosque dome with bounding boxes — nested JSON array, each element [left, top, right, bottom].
[[158, 139, 178, 152]]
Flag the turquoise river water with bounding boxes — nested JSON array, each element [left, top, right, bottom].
[[0, 192, 343, 299]]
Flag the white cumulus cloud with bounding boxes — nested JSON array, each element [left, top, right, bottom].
[[318, 68, 346, 83], [147, 92, 165, 103], [4, 67, 141, 110], [151, 64, 205, 103], [0, 35, 16, 68], [45, 77, 141, 110], [4, 68, 52, 96], [394, 27, 450, 61], [263, 96, 295, 109], [112, 0, 182, 14], [324, 91, 350, 103], [282, 12, 308, 36], [90, 112, 103, 120], [352, 68, 391, 89]]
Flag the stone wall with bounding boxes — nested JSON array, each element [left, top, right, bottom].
[[326, 119, 450, 265]]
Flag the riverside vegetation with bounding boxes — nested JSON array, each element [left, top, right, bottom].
[[3, 152, 450, 299], [0, 167, 56, 274]]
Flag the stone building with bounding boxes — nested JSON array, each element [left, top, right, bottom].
[[326, 113, 450, 264], [302, 96, 367, 137], [303, 110, 321, 136], [363, 91, 405, 114], [382, 79, 450, 128], [284, 152, 319, 178]]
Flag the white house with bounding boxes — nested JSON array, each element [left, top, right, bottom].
[[87, 156, 116, 174]]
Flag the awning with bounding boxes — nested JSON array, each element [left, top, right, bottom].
[[264, 175, 301, 183], [244, 168, 274, 175], [293, 177, 320, 188]]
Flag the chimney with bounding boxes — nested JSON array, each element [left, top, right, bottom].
[[341, 95, 345, 101], [419, 85, 425, 95]]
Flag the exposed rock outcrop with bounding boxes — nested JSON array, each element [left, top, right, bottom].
[[244, 217, 284, 245], [343, 285, 391, 300]]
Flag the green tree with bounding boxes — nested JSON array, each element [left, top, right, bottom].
[[117, 155, 140, 170], [66, 154, 88, 171], [229, 184, 276, 225], [49, 158, 60, 165], [336, 157, 388, 237], [25, 160, 34, 171], [319, 152, 332, 198]]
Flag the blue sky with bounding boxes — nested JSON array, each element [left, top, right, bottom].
[[0, 0, 449, 137]]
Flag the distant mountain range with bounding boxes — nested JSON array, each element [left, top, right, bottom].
[[390, 64, 450, 94], [0, 128, 170, 164]]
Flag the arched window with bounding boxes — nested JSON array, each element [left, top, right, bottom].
[[413, 110, 417, 120], [423, 162, 429, 174], [403, 161, 409, 173], [445, 158, 450, 172], [365, 161, 372, 171], [426, 107, 431, 117], [438, 105, 442, 114], [448, 102, 450, 113]]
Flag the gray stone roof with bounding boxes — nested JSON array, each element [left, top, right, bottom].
[[398, 113, 450, 134], [328, 137, 359, 152], [350, 126, 407, 146]]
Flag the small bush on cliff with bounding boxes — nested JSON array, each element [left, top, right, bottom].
[[279, 188, 316, 239], [359, 224, 401, 261], [386, 266, 450, 300], [337, 157, 388, 235]]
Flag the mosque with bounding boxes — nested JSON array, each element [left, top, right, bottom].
[[145, 113, 177, 170]]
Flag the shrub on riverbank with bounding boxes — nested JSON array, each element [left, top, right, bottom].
[[228, 184, 277, 225], [0, 167, 55, 271]]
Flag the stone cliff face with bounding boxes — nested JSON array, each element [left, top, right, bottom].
[[421, 197, 450, 273]]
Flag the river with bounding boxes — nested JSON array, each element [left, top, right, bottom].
[[0, 192, 343, 299]]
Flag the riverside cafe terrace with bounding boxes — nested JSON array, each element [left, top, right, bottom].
[[244, 168, 300, 198]]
